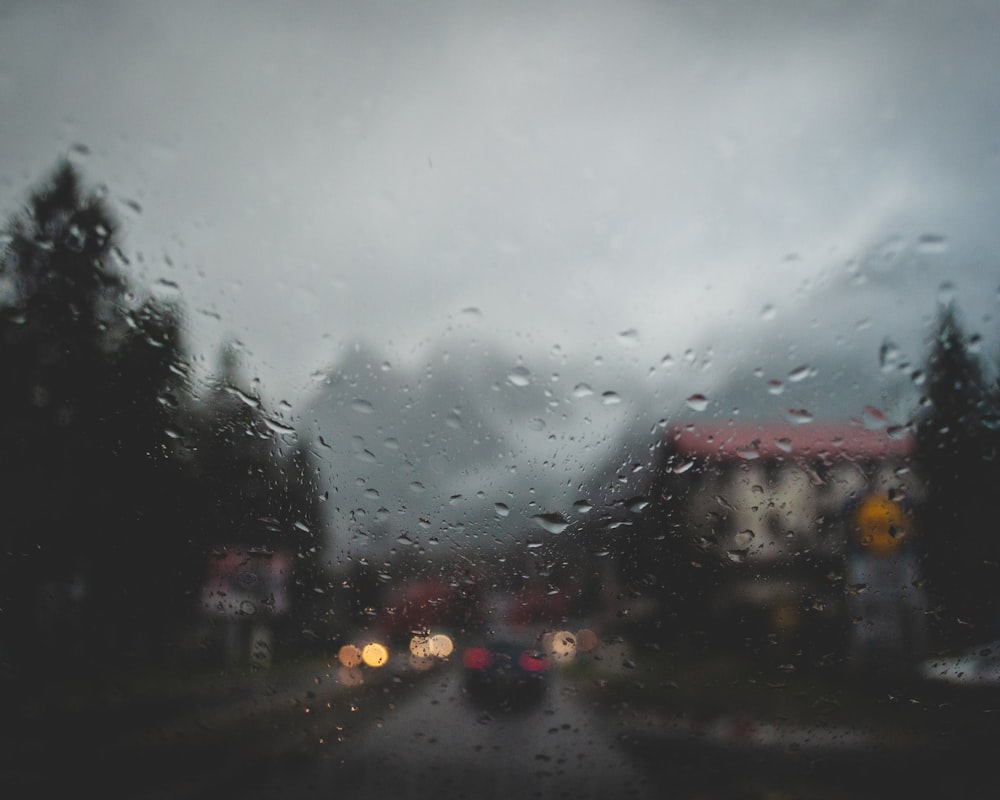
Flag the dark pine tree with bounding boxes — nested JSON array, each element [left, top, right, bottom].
[[0, 161, 191, 675], [915, 303, 1000, 650]]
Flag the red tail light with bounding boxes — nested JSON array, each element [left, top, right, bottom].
[[463, 647, 494, 670], [518, 650, 550, 673]]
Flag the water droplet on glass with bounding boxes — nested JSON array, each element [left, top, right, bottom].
[[461, 307, 483, 320], [601, 391, 621, 405], [685, 394, 709, 412], [760, 304, 776, 321], [617, 328, 640, 348], [626, 497, 649, 512], [572, 383, 594, 398], [788, 365, 811, 383], [527, 417, 546, 431], [734, 529, 756, 548], [409, 481, 426, 493], [531, 513, 570, 534], [672, 460, 695, 474], [917, 234, 948, 254], [862, 405, 886, 430], [495, 503, 510, 518], [573, 500, 593, 513], [351, 398, 375, 414], [151, 277, 181, 300], [507, 366, 532, 387], [264, 418, 296, 436], [937, 281, 956, 304], [726, 549, 749, 564], [774, 437, 793, 453], [785, 408, 814, 425], [767, 380, 784, 396]]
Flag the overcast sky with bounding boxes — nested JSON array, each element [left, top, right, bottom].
[[2, 0, 999, 419]]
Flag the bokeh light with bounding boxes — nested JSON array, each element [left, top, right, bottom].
[[362, 641, 389, 668]]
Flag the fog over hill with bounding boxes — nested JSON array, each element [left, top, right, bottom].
[[301, 334, 673, 565]]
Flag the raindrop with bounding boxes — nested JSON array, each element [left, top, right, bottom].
[[572, 383, 594, 398], [726, 549, 749, 564], [409, 481, 426, 493], [495, 503, 510, 518], [446, 410, 463, 429], [531, 513, 570, 534], [355, 449, 376, 463], [774, 437, 793, 453], [887, 425, 909, 440], [601, 392, 621, 405], [625, 497, 649, 512], [617, 328, 640, 348], [767, 380, 784, 396], [152, 278, 181, 300], [685, 394, 709, 412], [788, 365, 811, 383], [264, 418, 296, 436], [734, 529, 756, 548], [573, 500, 593, 514], [461, 307, 483, 320], [527, 417, 546, 431], [672, 460, 695, 474], [937, 281, 956, 304], [785, 408, 814, 425], [661, 354, 674, 369], [507, 366, 532, 387], [862, 405, 886, 430], [351, 398, 375, 414], [384, 437, 399, 450], [917, 234, 948, 254], [225, 387, 261, 409], [396, 533, 414, 546], [760, 304, 777, 321]]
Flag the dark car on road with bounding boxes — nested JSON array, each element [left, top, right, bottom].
[[461, 636, 552, 712]]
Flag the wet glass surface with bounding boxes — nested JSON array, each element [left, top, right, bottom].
[[3, 2, 1000, 797]]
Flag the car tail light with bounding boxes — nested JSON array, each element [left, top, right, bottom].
[[463, 647, 494, 670], [518, 650, 550, 672]]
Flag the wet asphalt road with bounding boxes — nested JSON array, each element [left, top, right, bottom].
[[239, 664, 661, 800]]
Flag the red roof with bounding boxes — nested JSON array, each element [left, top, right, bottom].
[[664, 422, 914, 461]]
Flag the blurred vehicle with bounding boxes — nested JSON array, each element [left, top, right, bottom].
[[461, 633, 552, 712]]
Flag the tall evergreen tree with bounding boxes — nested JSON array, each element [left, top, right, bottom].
[[915, 304, 1000, 649], [0, 161, 190, 672]]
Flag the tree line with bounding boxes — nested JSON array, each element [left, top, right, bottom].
[[0, 161, 328, 681]]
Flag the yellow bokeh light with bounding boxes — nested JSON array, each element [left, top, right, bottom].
[[550, 630, 577, 662], [429, 634, 453, 658], [362, 641, 389, 667], [338, 644, 362, 668], [410, 635, 432, 658]]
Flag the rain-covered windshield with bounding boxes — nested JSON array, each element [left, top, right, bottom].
[[3, 2, 1000, 798]]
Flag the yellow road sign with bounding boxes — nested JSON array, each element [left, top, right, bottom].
[[853, 493, 908, 556]]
